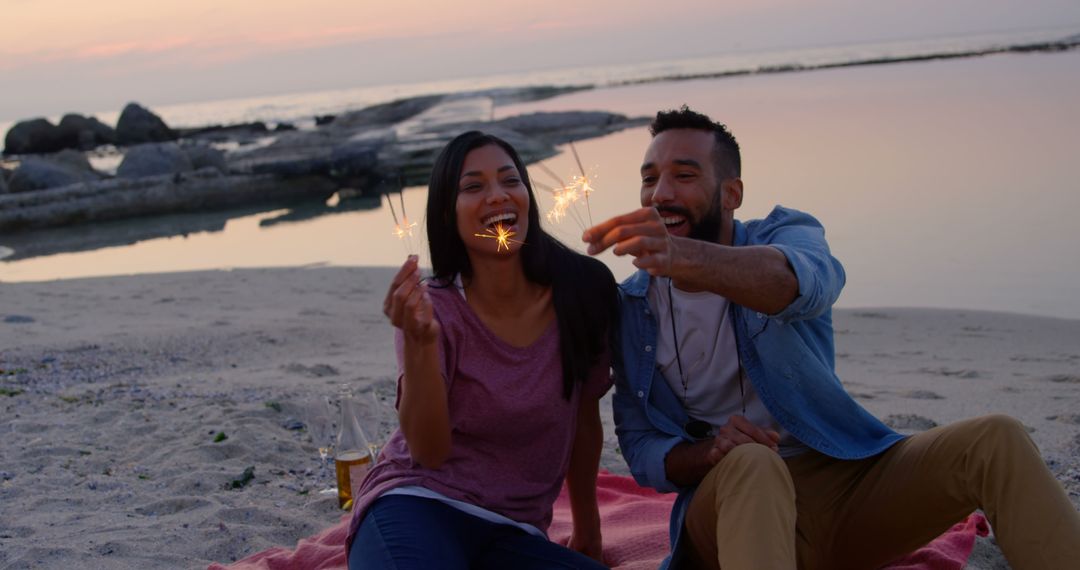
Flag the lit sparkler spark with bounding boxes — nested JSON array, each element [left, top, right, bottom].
[[539, 142, 598, 230], [545, 185, 580, 224], [569, 141, 593, 226], [386, 192, 418, 253], [474, 223, 522, 253], [393, 218, 418, 240]]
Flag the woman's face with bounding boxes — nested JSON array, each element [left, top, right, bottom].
[[455, 144, 530, 257]]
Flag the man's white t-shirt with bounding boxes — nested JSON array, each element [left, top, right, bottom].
[[647, 277, 807, 457]]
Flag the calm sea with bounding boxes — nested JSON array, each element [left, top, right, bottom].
[[2, 27, 1079, 319]]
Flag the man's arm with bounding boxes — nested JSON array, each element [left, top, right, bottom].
[[582, 208, 795, 314], [665, 415, 782, 487], [614, 370, 781, 490], [667, 237, 796, 315], [584, 207, 843, 320], [612, 376, 686, 493]]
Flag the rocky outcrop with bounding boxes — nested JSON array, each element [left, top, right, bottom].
[[329, 95, 444, 130], [183, 144, 227, 174], [117, 142, 193, 178], [4, 119, 65, 155], [494, 111, 635, 144], [0, 171, 337, 232], [57, 114, 117, 149], [1, 86, 648, 234], [177, 122, 269, 142], [0, 168, 9, 194], [4, 115, 117, 154], [115, 103, 176, 145], [7, 150, 103, 193]]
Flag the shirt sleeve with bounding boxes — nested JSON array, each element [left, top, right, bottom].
[[755, 207, 846, 323], [611, 371, 685, 494]]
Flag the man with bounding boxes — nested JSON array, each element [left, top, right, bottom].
[[582, 106, 1080, 569]]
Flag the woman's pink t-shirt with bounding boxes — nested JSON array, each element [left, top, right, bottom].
[[347, 283, 611, 543]]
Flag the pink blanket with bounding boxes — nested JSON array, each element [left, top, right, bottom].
[[209, 472, 989, 570]]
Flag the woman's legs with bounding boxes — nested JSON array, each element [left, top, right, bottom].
[[349, 494, 607, 570], [477, 528, 608, 570], [348, 495, 482, 570]]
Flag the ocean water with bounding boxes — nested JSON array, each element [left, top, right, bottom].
[[2, 28, 1080, 319]]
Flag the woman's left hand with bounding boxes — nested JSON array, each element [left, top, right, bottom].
[[568, 521, 604, 563]]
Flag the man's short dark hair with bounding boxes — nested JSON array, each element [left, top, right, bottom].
[[649, 106, 741, 180]]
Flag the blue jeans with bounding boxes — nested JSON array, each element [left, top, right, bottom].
[[348, 495, 608, 570]]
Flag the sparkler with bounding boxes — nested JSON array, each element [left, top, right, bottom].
[[385, 192, 418, 254], [535, 141, 598, 232], [473, 223, 523, 253], [569, 141, 594, 227]]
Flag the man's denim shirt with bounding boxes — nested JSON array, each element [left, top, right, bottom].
[[611, 206, 904, 568]]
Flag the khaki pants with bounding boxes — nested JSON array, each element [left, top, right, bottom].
[[683, 414, 1080, 569]]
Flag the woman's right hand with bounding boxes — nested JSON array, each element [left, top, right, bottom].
[[383, 255, 440, 344]]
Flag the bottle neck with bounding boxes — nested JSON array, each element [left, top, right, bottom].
[[337, 395, 371, 453]]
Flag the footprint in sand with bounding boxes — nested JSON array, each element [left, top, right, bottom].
[[3, 315, 35, 324], [1011, 354, 1079, 363], [884, 414, 938, 431], [0, 525, 35, 539], [1043, 374, 1080, 384], [1046, 414, 1080, 426], [852, 312, 895, 320], [902, 390, 945, 400], [920, 367, 981, 379], [134, 497, 212, 516], [281, 363, 340, 378]]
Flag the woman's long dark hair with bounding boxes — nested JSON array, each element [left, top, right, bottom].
[[426, 131, 619, 400]]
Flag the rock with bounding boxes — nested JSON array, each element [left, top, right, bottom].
[[0, 169, 9, 194], [183, 144, 227, 174], [115, 103, 176, 145], [0, 172, 337, 232], [273, 122, 297, 132], [314, 115, 336, 126], [117, 142, 193, 178], [328, 139, 379, 178], [8, 153, 102, 193], [4, 118, 65, 155], [57, 114, 117, 149], [494, 111, 646, 144], [176, 122, 269, 140], [52, 149, 95, 171], [331, 95, 444, 129]]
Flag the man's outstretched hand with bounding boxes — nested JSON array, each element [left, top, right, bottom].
[[583, 207, 677, 277]]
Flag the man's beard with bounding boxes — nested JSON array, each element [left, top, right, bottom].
[[682, 187, 726, 243]]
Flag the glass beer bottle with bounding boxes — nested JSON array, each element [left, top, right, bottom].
[[334, 392, 375, 510]]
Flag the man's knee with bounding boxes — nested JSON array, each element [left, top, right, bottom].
[[705, 443, 794, 496], [724, 442, 787, 468], [946, 414, 1039, 470], [966, 414, 1033, 449]]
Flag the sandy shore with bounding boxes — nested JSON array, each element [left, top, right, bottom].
[[2, 267, 1078, 569]]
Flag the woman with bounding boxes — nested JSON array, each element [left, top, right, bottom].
[[346, 131, 619, 569]]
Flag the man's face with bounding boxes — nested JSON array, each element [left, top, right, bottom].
[[639, 129, 737, 244]]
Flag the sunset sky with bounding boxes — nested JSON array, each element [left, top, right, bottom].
[[3, 0, 1079, 121]]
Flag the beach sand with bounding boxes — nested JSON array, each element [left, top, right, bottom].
[[2, 266, 1078, 569]]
